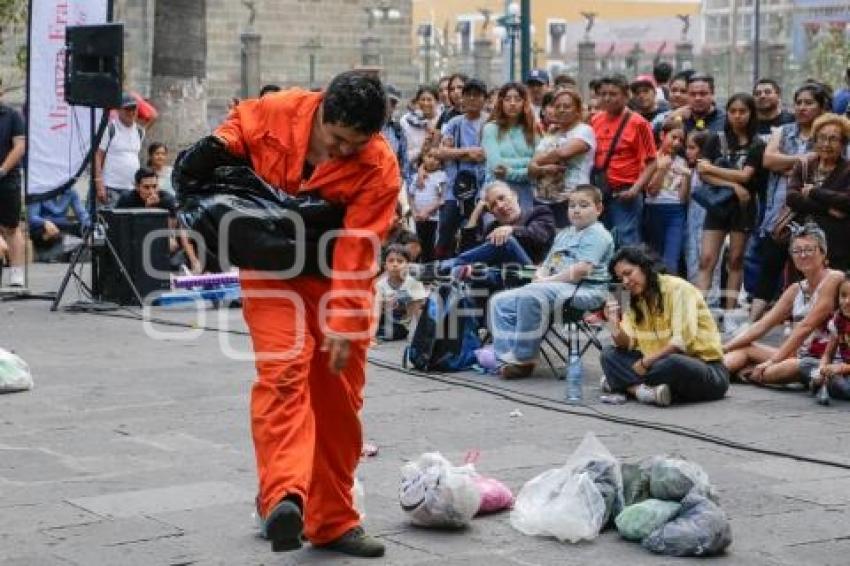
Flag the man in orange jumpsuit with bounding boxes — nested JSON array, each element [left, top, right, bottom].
[[215, 72, 399, 557]]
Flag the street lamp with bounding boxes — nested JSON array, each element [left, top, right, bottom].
[[497, 2, 521, 82], [417, 23, 433, 84], [300, 37, 322, 90]]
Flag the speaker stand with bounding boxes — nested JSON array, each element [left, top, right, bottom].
[[50, 107, 143, 312]]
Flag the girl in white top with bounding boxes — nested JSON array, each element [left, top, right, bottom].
[[643, 120, 690, 273]]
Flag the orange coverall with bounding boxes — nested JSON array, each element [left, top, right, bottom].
[[215, 90, 400, 544]]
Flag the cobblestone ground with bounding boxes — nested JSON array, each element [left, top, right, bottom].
[[1, 265, 849, 565]]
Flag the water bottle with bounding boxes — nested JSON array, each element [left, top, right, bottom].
[[566, 353, 583, 403]]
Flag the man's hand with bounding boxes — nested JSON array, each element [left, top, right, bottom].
[[321, 334, 351, 374], [616, 186, 641, 201], [143, 191, 161, 208], [96, 180, 108, 204], [541, 163, 565, 175], [632, 358, 649, 377], [487, 225, 514, 246], [733, 185, 750, 205], [42, 220, 60, 240], [467, 148, 486, 162]]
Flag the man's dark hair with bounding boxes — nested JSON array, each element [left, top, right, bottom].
[[322, 71, 387, 134], [653, 62, 673, 85], [588, 78, 602, 94], [597, 74, 630, 95], [134, 166, 157, 186], [754, 78, 781, 95], [461, 78, 487, 96], [672, 69, 696, 84], [687, 73, 715, 92], [259, 84, 281, 97], [554, 74, 577, 88]]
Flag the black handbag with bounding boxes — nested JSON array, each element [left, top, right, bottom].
[[690, 132, 737, 220], [174, 137, 344, 275], [591, 110, 632, 199]]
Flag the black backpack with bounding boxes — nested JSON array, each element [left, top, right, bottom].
[[403, 281, 482, 372]]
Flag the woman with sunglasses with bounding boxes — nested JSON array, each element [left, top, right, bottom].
[[723, 223, 843, 387], [785, 113, 850, 272]]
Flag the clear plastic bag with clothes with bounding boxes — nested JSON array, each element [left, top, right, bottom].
[[0, 349, 33, 393], [615, 498, 682, 541], [399, 452, 481, 529], [510, 432, 623, 543], [649, 457, 716, 502], [642, 492, 733, 556]]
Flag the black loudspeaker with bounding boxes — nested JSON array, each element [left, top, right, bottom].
[[97, 209, 172, 305], [64, 23, 123, 108]]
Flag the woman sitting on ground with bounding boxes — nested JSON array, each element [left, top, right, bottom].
[[723, 222, 842, 387], [601, 245, 730, 406]]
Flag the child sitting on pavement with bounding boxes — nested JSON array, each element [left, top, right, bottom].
[[373, 244, 429, 342], [813, 273, 850, 405], [487, 185, 614, 378]]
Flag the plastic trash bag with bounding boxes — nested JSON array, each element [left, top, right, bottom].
[[510, 432, 623, 543], [642, 492, 732, 556], [399, 452, 481, 529], [615, 499, 682, 541], [472, 474, 514, 515], [0, 349, 33, 393], [174, 137, 344, 275], [649, 457, 715, 502]]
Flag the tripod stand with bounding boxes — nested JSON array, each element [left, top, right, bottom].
[[50, 107, 143, 312]]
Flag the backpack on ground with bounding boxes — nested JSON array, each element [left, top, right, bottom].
[[403, 281, 482, 372]]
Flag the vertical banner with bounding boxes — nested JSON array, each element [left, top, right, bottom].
[[26, 0, 109, 198]]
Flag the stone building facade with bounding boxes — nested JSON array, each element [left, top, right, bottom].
[[115, 0, 416, 126]]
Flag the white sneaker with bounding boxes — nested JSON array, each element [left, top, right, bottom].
[[635, 383, 672, 407], [8, 266, 24, 287], [600, 375, 612, 393]]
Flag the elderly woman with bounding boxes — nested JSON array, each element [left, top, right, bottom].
[[601, 246, 730, 406], [724, 223, 843, 386], [785, 113, 850, 272], [748, 82, 832, 322]]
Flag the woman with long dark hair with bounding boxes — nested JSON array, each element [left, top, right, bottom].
[[146, 142, 173, 195], [693, 93, 766, 332], [401, 85, 441, 184], [601, 245, 730, 406], [481, 82, 540, 211]]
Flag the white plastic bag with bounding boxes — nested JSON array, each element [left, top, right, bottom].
[[0, 349, 33, 393], [399, 452, 481, 529], [510, 432, 623, 543]]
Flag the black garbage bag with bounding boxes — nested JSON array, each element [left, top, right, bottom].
[[174, 137, 345, 275], [642, 492, 732, 557]]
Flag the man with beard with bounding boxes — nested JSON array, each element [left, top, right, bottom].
[[753, 78, 795, 141]]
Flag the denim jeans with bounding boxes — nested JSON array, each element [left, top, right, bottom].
[[644, 203, 686, 274], [435, 200, 463, 259], [599, 347, 729, 403], [488, 281, 606, 364], [441, 236, 533, 270], [603, 193, 643, 247]]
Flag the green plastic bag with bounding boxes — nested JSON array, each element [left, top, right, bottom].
[[615, 499, 682, 541]]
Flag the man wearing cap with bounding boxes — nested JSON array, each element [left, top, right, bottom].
[[630, 74, 669, 124], [381, 84, 408, 183], [95, 92, 155, 207], [525, 69, 551, 120]]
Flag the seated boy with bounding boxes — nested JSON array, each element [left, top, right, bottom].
[[27, 186, 91, 262], [374, 244, 429, 342], [488, 185, 613, 378]]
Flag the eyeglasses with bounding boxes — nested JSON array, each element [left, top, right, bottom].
[[816, 134, 843, 145], [790, 246, 819, 257]]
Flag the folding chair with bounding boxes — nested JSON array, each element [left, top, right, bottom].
[[539, 302, 606, 379]]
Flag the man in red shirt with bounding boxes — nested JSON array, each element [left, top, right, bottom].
[[591, 74, 657, 245], [215, 72, 399, 558]]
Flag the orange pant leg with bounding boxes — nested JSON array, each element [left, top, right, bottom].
[[303, 340, 366, 544], [241, 273, 318, 517]]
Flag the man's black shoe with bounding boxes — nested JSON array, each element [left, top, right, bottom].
[[264, 497, 303, 552], [315, 526, 385, 558]]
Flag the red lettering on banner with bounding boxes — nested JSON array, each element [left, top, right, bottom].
[[48, 3, 69, 40]]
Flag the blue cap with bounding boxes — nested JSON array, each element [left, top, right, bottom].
[[525, 69, 550, 85], [120, 92, 137, 109]]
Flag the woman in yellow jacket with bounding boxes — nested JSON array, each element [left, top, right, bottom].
[[601, 245, 730, 406]]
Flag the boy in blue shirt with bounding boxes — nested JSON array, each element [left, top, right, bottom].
[[488, 185, 613, 378]]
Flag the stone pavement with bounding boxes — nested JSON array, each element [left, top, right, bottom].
[[1, 265, 849, 565]]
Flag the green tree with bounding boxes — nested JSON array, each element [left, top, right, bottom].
[[807, 26, 850, 90]]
